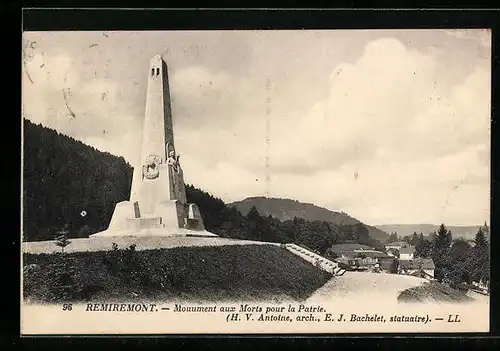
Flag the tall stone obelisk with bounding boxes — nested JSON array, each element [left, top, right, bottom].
[[91, 55, 216, 238]]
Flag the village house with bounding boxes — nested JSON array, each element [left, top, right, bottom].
[[386, 248, 400, 257], [397, 258, 435, 280], [379, 256, 398, 273], [398, 245, 415, 260], [457, 281, 489, 297], [334, 248, 389, 271], [384, 241, 408, 251], [472, 279, 489, 292]]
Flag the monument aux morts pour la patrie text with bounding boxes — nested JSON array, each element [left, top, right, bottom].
[[91, 55, 217, 238]]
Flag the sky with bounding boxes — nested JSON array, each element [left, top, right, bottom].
[[22, 29, 491, 226]]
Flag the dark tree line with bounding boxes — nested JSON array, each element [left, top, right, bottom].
[[23, 119, 382, 255], [23, 119, 133, 241], [186, 185, 383, 254], [413, 223, 490, 288], [385, 232, 400, 243]]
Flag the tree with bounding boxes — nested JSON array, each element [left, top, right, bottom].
[[385, 232, 398, 243], [432, 224, 453, 281], [474, 227, 488, 248], [428, 231, 437, 242], [482, 221, 489, 235], [246, 206, 264, 241], [445, 239, 473, 287], [449, 239, 472, 262], [410, 232, 419, 246], [55, 229, 71, 253], [435, 224, 452, 250], [468, 226, 490, 286], [415, 239, 432, 258]]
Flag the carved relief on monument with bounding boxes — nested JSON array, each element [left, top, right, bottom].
[[142, 153, 162, 180]]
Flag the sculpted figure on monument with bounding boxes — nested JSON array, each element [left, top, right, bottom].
[[167, 150, 180, 173]]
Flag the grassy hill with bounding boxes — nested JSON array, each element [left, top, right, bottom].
[[229, 197, 389, 242], [398, 281, 474, 303], [375, 224, 488, 241], [23, 244, 332, 303]]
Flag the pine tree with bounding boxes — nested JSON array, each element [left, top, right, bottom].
[[432, 223, 452, 281], [474, 227, 488, 248], [435, 223, 452, 249], [386, 232, 398, 243], [411, 232, 419, 246], [246, 206, 263, 241]]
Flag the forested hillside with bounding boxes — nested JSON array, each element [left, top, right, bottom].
[[22, 119, 383, 254], [229, 197, 389, 242], [23, 119, 133, 241], [376, 224, 489, 241]]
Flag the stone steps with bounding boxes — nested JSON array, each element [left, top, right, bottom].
[[284, 243, 346, 276]]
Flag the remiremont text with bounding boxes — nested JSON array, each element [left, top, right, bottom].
[[86, 303, 158, 312]]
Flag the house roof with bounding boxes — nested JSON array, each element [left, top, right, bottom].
[[329, 243, 373, 252], [399, 246, 415, 254], [385, 241, 406, 246], [379, 257, 396, 270], [399, 258, 435, 270], [352, 250, 389, 258], [340, 252, 357, 259], [410, 270, 433, 278]]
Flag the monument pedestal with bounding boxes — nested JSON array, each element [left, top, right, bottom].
[[90, 200, 217, 238]]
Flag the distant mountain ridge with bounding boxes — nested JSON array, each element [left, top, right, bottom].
[[228, 197, 390, 242], [375, 224, 489, 241]]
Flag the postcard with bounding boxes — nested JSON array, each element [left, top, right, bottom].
[[21, 28, 491, 334]]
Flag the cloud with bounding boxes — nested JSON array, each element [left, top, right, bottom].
[[172, 37, 490, 225], [178, 38, 489, 174], [23, 51, 142, 163], [444, 29, 491, 47]]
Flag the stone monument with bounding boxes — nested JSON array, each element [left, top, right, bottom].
[[91, 55, 217, 238]]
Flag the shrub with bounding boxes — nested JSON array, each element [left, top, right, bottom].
[[55, 234, 71, 253]]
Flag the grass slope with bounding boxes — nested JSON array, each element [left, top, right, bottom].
[[398, 281, 474, 303], [23, 244, 332, 303]]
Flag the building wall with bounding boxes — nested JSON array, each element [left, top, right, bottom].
[[399, 253, 414, 260]]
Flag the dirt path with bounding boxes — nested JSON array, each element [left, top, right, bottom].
[[23, 236, 280, 254], [307, 272, 428, 303]]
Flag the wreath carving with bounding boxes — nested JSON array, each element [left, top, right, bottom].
[[142, 154, 162, 179]]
